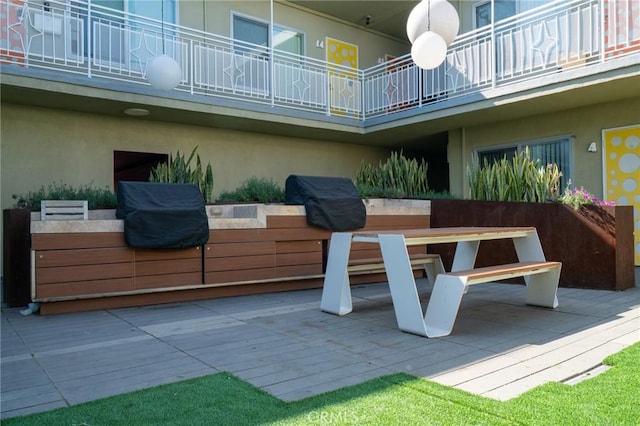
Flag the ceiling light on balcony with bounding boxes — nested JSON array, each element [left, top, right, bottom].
[[124, 108, 150, 116], [146, 54, 182, 91], [407, 0, 460, 70]]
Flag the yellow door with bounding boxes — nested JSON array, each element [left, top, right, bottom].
[[326, 37, 359, 118], [603, 125, 640, 265]]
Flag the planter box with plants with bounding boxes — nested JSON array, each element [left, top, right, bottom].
[[6, 150, 437, 314], [429, 200, 634, 291], [8, 147, 630, 315], [427, 150, 635, 291], [26, 199, 431, 315]]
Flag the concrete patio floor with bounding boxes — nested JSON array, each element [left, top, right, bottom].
[[2, 278, 639, 420]]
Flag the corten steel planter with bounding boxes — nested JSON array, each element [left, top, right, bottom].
[[429, 199, 634, 291]]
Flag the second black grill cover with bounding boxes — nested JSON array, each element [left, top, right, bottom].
[[285, 175, 366, 231], [116, 182, 209, 249]]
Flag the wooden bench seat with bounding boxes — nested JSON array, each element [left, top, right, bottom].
[[347, 253, 441, 273], [447, 261, 562, 285], [424, 260, 562, 338], [347, 252, 444, 285]]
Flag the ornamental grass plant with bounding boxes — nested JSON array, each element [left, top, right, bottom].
[[355, 151, 429, 199], [149, 146, 214, 203], [466, 148, 562, 202]]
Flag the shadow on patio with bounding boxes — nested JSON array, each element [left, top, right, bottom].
[[2, 279, 639, 420]]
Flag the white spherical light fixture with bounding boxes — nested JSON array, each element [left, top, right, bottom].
[[406, 0, 460, 47], [146, 54, 182, 91], [411, 31, 448, 70]]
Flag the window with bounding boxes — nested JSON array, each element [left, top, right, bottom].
[[230, 14, 304, 96], [233, 15, 269, 52], [473, 0, 517, 28], [476, 136, 573, 189], [232, 14, 304, 55], [83, 0, 178, 69], [273, 27, 304, 55]]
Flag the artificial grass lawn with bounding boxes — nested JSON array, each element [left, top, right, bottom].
[[5, 342, 639, 425]]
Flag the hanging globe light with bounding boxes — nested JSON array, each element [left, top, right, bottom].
[[406, 0, 460, 47], [146, 54, 182, 91], [411, 30, 448, 70]]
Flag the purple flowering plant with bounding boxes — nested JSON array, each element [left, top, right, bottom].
[[558, 180, 615, 210]]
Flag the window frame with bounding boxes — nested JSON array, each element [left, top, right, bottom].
[[230, 12, 305, 56], [472, 0, 518, 29], [474, 135, 574, 189]]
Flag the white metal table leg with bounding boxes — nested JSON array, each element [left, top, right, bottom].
[[513, 231, 560, 308], [525, 267, 561, 308], [379, 234, 428, 336], [512, 231, 546, 262], [320, 232, 353, 315], [424, 274, 467, 338], [424, 256, 445, 287], [451, 240, 480, 271]]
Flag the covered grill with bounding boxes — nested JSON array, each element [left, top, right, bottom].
[[116, 181, 209, 249], [285, 175, 366, 231]]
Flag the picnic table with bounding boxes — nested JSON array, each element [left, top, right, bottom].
[[320, 227, 561, 337]]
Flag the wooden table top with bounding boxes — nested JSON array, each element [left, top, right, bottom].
[[352, 226, 537, 245]]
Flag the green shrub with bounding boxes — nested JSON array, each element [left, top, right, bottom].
[[216, 177, 285, 203], [149, 146, 214, 203], [12, 181, 117, 211], [356, 183, 454, 200], [355, 151, 429, 199], [466, 148, 561, 202]]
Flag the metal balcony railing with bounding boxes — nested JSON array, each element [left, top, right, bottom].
[[1, 0, 638, 122]]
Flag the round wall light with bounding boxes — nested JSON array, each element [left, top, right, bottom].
[[146, 54, 182, 91]]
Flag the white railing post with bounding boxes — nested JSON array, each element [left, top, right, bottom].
[[189, 39, 194, 94], [418, 66, 423, 109], [359, 68, 365, 120], [269, 0, 275, 107], [326, 63, 331, 116], [87, 0, 92, 78], [599, 0, 606, 63], [490, 0, 496, 89]]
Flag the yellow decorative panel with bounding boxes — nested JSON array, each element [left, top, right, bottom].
[[326, 37, 358, 69], [326, 37, 359, 118], [603, 125, 640, 265]]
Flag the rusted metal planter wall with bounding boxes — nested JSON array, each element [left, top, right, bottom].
[[429, 200, 635, 291]]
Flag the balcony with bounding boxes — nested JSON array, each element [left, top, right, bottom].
[[1, 0, 639, 142]]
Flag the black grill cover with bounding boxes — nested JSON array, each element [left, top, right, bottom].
[[285, 175, 366, 231], [116, 182, 209, 249]]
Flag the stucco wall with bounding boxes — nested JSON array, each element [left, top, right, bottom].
[[0, 104, 389, 211], [447, 97, 640, 198], [179, 1, 410, 68], [0, 103, 390, 281]]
